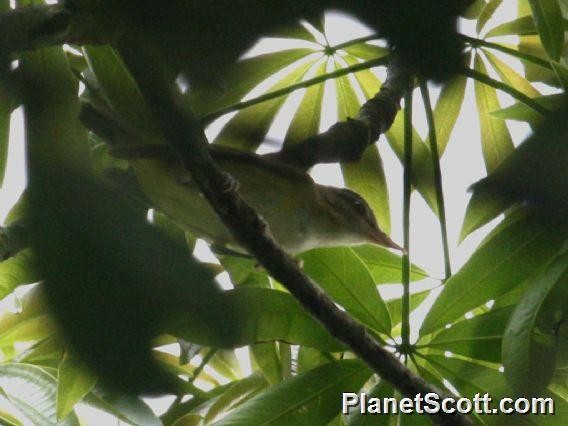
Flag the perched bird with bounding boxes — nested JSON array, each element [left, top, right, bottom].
[[113, 144, 402, 254]]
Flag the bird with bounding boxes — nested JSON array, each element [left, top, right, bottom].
[[111, 143, 403, 255]]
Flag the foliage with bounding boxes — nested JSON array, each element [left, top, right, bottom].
[[0, 0, 567, 424]]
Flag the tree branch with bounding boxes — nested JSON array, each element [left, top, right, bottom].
[[117, 41, 471, 425], [269, 54, 411, 170]]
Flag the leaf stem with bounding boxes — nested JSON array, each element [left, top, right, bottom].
[[419, 80, 452, 280], [460, 66, 550, 117], [401, 87, 413, 355], [201, 56, 389, 123]]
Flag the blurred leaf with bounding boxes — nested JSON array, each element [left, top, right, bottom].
[[213, 360, 371, 426], [459, 189, 512, 242], [490, 93, 565, 124], [463, 0, 486, 20], [0, 73, 9, 189], [422, 212, 568, 336], [423, 307, 514, 363], [220, 256, 270, 288], [172, 413, 203, 426], [429, 73, 468, 155], [0, 286, 56, 350], [503, 251, 568, 394], [342, 43, 388, 62], [352, 244, 428, 284], [477, 0, 503, 34], [518, 34, 559, 85], [56, 354, 97, 421], [0, 363, 80, 425], [83, 46, 160, 138], [173, 287, 344, 352], [528, 0, 565, 60], [473, 55, 514, 173], [21, 43, 234, 394], [0, 249, 41, 300], [474, 103, 568, 211], [296, 346, 334, 374], [300, 247, 391, 335]]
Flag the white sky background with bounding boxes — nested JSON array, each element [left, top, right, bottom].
[[0, 3, 560, 423]]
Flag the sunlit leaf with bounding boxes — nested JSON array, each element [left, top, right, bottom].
[[503, 251, 568, 394], [213, 360, 371, 426], [387, 289, 432, 329], [300, 247, 391, 335], [483, 50, 541, 98], [342, 42, 388, 62], [422, 213, 568, 336], [528, 0, 565, 60], [0, 363, 80, 425], [477, 0, 503, 34], [251, 343, 283, 384], [56, 354, 97, 421], [352, 244, 428, 284], [0, 249, 41, 300], [486, 15, 568, 37], [463, 0, 486, 20], [473, 55, 514, 173], [490, 93, 565, 124]]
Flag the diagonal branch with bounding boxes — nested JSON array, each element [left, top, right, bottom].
[[117, 40, 472, 425], [268, 53, 411, 170]]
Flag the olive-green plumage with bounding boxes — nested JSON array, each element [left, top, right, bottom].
[[117, 145, 401, 254]]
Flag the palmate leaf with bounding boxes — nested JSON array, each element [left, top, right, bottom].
[[0, 364, 80, 426], [0, 249, 41, 301], [473, 54, 514, 173], [486, 15, 568, 37], [335, 56, 391, 234], [502, 251, 568, 395], [299, 247, 391, 335], [528, 0, 566, 60], [489, 93, 565, 124], [421, 307, 514, 363], [422, 212, 568, 336], [346, 380, 395, 426], [56, 354, 97, 421], [213, 360, 371, 426], [477, 0, 503, 34], [173, 287, 344, 352]]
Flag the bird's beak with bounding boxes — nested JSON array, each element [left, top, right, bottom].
[[369, 229, 406, 253]]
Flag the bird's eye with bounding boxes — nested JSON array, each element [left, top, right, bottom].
[[352, 199, 366, 215]]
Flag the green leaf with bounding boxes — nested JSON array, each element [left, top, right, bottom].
[[251, 343, 283, 385], [173, 287, 344, 352], [0, 363, 80, 425], [502, 251, 568, 394], [473, 55, 514, 173], [84, 388, 161, 426], [459, 188, 512, 242], [191, 49, 316, 119], [83, 46, 161, 138], [215, 58, 318, 152], [551, 60, 568, 90], [346, 380, 395, 425], [424, 355, 512, 398], [463, 0, 486, 20], [477, 0, 503, 34], [0, 249, 41, 300], [483, 50, 541, 98], [0, 286, 56, 350], [352, 244, 428, 284], [340, 56, 391, 234], [518, 35, 559, 84], [221, 256, 271, 288], [204, 374, 268, 423], [342, 43, 389, 62], [300, 247, 391, 335], [283, 59, 327, 145], [387, 289, 432, 329], [529, 0, 565, 60], [429, 74, 468, 156], [213, 360, 372, 426], [486, 15, 568, 37], [385, 117, 438, 215], [56, 354, 97, 421], [423, 307, 514, 363], [490, 93, 566, 124], [422, 213, 568, 335]]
